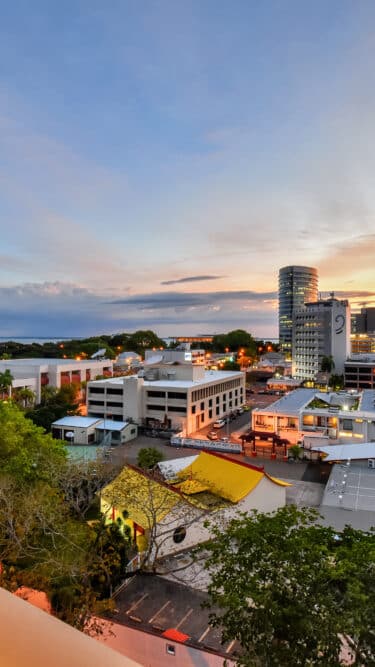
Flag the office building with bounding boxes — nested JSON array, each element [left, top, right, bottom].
[[292, 297, 350, 381], [351, 307, 375, 334], [87, 362, 245, 434], [345, 354, 375, 390], [278, 266, 318, 354]]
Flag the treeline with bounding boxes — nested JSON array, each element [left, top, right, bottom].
[[0, 329, 278, 361]]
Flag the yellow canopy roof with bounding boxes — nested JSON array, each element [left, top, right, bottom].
[[101, 466, 180, 528], [177, 451, 289, 503]]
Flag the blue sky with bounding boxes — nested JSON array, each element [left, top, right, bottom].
[[1, 1, 375, 337]]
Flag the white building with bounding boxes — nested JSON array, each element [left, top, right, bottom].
[[252, 388, 375, 446], [51, 415, 138, 445], [0, 358, 113, 403], [87, 363, 245, 433], [292, 297, 351, 381]]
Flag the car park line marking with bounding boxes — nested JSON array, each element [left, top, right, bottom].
[[148, 600, 171, 624]]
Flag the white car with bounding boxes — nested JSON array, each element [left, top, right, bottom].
[[213, 419, 226, 429]]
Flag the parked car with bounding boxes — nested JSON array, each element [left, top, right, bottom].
[[207, 430, 219, 440], [237, 407, 245, 415], [213, 419, 226, 429]]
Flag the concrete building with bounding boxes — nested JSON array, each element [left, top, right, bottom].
[[278, 265, 318, 354], [292, 297, 350, 381], [87, 363, 245, 434], [251, 388, 375, 446], [0, 358, 113, 403], [345, 355, 375, 389]]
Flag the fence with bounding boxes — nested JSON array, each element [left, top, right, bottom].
[[170, 435, 242, 454]]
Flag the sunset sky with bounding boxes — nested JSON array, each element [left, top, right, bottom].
[[1, 1, 375, 338]]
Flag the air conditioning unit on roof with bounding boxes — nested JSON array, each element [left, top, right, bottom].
[[368, 459, 375, 469]]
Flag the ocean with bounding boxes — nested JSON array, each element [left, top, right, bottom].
[[0, 337, 83, 344]]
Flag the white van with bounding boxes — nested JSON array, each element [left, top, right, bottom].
[[213, 419, 226, 429]]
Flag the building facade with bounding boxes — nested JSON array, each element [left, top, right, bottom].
[[278, 265, 318, 354], [87, 363, 245, 434], [345, 355, 375, 390], [351, 307, 375, 334], [292, 297, 350, 381], [251, 388, 375, 445], [0, 358, 113, 403]]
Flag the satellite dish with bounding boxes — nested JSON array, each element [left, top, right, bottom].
[[144, 354, 163, 365], [91, 348, 106, 359]]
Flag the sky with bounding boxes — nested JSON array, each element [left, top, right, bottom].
[[1, 0, 375, 338]]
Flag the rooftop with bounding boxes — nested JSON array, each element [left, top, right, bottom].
[[96, 419, 130, 431], [110, 574, 239, 659], [0, 358, 111, 366], [313, 442, 375, 462], [52, 416, 102, 428], [358, 390, 375, 413], [321, 461, 375, 513], [90, 368, 243, 389], [254, 388, 316, 415]]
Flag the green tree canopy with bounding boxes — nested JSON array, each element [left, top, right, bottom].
[[212, 330, 257, 355], [203, 506, 375, 666], [137, 447, 164, 470], [125, 330, 165, 355], [0, 401, 67, 482]]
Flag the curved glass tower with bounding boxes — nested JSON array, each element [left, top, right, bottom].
[[278, 266, 318, 354]]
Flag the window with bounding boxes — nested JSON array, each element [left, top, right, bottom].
[[106, 401, 122, 407], [168, 391, 187, 399], [342, 419, 353, 431], [173, 526, 186, 544], [146, 404, 165, 411], [209, 409, 212, 419], [130, 428, 136, 434], [166, 645, 175, 656], [107, 388, 123, 395], [89, 387, 104, 394], [89, 400, 104, 406], [168, 406, 186, 413], [191, 405, 196, 414], [147, 390, 166, 398], [208, 398, 213, 407], [200, 402, 204, 410]]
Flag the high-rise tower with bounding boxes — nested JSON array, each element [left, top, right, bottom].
[[278, 265, 318, 354]]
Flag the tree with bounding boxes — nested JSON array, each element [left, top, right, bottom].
[[329, 374, 345, 391], [125, 330, 165, 355], [0, 369, 13, 399], [203, 506, 375, 666], [321, 355, 335, 373], [12, 387, 36, 409], [26, 383, 80, 432], [137, 447, 164, 470], [212, 330, 257, 356], [0, 401, 67, 483], [58, 460, 121, 520]]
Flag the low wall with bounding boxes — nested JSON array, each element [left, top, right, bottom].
[[170, 435, 242, 454]]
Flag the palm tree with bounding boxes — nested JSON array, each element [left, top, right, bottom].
[[0, 369, 13, 399], [12, 387, 36, 409], [320, 355, 335, 373]]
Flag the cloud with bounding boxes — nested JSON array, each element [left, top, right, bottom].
[[110, 289, 277, 310], [160, 275, 224, 285]]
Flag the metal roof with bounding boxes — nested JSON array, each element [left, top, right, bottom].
[[52, 416, 102, 428], [359, 390, 375, 413], [96, 419, 129, 431], [313, 442, 375, 461], [255, 388, 316, 415]]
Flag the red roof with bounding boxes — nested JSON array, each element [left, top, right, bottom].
[[162, 628, 190, 643]]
